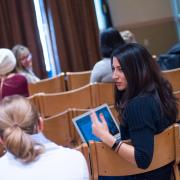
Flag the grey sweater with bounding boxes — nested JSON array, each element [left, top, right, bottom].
[[90, 58, 113, 83]]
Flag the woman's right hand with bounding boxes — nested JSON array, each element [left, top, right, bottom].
[[90, 111, 109, 140], [91, 111, 116, 147]]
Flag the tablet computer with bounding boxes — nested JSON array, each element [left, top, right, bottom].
[[72, 104, 120, 143]]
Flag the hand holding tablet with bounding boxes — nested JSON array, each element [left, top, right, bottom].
[[91, 111, 109, 140], [72, 104, 120, 143]]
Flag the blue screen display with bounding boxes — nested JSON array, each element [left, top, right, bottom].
[[76, 106, 119, 143]]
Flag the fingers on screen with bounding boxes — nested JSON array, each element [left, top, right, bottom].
[[90, 111, 97, 123], [99, 113, 106, 123]]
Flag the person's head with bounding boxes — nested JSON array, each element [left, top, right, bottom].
[[0, 48, 16, 76], [100, 27, 125, 58], [120, 30, 137, 43], [112, 43, 158, 94], [0, 95, 44, 163], [111, 43, 178, 121], [12, 45, 32, 70]]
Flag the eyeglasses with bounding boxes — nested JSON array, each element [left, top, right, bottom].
[[19, 53, 32, 62]]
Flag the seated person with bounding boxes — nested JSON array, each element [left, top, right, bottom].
[[90, 27, 125, 83], [120, 30, 137, 43], [91, 43, 177, 180], [0, 48, 29, 100], [12, 44, 40, 83], [0, 95, 89, 180], [157, 41, 180, 70]]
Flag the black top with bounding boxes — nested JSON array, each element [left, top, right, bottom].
[[99, 94, 173, 180], [120, 94, 173, 179]]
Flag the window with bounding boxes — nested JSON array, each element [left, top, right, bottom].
[[33, 0, 60, 77], [172, 0, 180, 40], [94, 0, 112, 31]]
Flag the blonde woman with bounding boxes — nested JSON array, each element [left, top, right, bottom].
[[12, 45, 40, 83], [0, 95, 89, 180]]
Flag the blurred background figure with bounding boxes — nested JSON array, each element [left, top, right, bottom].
[[157, 41, 180, 70], [12, 45, 40, 83], [90, 27, 125, 83], [120, 30, 137, 43], [0, 48, 29, 100]]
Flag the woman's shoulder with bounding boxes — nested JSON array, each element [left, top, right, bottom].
[[128, 94, 155, 107], [18, 71, 39, 83], [6, 73, 27, 81], [125, 94, 159, 115], [44, 145, 87, 165], [94, 58, 111, 67]]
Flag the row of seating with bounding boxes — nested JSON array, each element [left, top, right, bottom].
[[76, 124, 180, 180], [29, 83, 115, 117], [28, 68, 180, 96], [30, 86, 180, 121], [43, 106, 119, 148], [162, 68, 180, 92], [28, 70, 91, 95], [42, 107, 180, 179]]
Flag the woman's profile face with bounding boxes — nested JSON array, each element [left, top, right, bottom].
[[112, 57, 127, 91]]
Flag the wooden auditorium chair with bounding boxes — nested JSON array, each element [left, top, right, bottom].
[[28, 73, 66, 95], [28, 94, 41, 113], [43, 109, 80, 147], [66, 70, 91, 90], [38, 84, 96, 117], [92, 83, 114, 106], [174, 123, 180, 180], [162, 68, 180, 92], [174, 90, 180, 121], [89, 124, 180, 180]]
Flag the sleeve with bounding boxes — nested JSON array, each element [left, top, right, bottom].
[[90, 62, 102, 83], [124, 96, 158, 169]]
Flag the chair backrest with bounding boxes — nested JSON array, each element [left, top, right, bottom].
[[66, 71, 91, 90], [43, 109, 79, 147], [90, 83, 114, 107], [27, 94, 41, 113], [174, 123, 180, 180], [174, 90, 180, 121], [37, 83, 115, 117], [28, 73, 66, 95], [38, 84, 95, 117], [162, 68, 180, 91], [89, 124, 178, 179]]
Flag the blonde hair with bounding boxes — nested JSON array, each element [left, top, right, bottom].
[[12, 45, 30, 71], [0, 95, 44, 163]]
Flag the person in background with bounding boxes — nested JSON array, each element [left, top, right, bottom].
[[91, 43, 178, 180], [0, 95, 89, 180], [0, 48, 29, 100], [120, 30, 137, 44], [90, 27, 125, 83], [157, 41, 180, 70], [12, 44, 40, 83]]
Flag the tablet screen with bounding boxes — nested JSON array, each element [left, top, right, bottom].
[[73, 104, 120, 143]]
